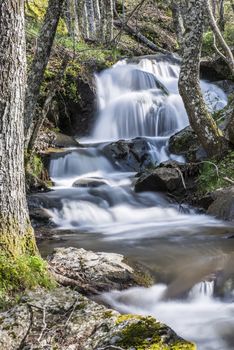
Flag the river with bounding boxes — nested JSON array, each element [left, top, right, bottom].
[[38, 56, 234, 350]]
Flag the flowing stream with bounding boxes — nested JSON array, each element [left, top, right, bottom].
[[39, 57, 234, 349]]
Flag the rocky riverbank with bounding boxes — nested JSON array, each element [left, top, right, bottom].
[[0, 247, 195, 350]]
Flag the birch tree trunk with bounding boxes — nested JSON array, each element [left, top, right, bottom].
[[24, 0, 65, 149], [0, 0, 37, 256], [178, 0, 227, 157]]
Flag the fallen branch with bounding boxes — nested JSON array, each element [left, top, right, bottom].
[[113, 19, 169, 54], [223, 176, 234, 184]]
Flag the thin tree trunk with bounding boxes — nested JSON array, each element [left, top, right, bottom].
[[24, 0, 65, 149], [171, 0, 184, 50], [218, 0, 225, 31], [205, 0, 234, 75], [86, 0, 96, 39], [28, 56, 69, 152], [0, 0, 37, 256], [178, 0, 227, 157]]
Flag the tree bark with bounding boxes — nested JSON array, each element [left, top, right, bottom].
[[178, 0, 227, 157], [24, 0, 65, 149], [0, 0, 37, 256]]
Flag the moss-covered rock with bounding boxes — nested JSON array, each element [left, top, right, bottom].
[[0, 287, 195, 349], [168, 126, 204, 162]]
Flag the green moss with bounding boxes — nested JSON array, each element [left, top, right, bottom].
[[198, 151, 234, 194], [0, 253, 55, 308], [116, 315, 195, 349]]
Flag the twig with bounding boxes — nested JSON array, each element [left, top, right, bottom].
[[223, 176, 234, 184], [175, 166, 187, 189], [38, 307, 47, 342]]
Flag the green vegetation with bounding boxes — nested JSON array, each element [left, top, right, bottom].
[[0, 253, 55, 309], [116, 315, 195, 349], [198, 151, 234, 194]]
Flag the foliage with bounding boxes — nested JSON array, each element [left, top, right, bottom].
[[0, 253, 55, 308], [198, 151, 234, 194]]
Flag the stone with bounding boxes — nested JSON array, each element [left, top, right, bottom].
[[48, 247, 154, 292], [0, 287, 195, 350], [103, 138, 156, 172], [207, 186, 234, 221], [52, 132, 81, 148], [168, 126, 204, 162], [135, 161, 187, 196]]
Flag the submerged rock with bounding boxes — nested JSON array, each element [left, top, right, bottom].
[[0, 287, 195, 350], [103, 138, 156, 172], [48, 247, 154, 292], [207, 186, 234, 221]]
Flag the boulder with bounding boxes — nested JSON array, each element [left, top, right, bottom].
[[135, 161, 187, 196], [168, 126, 205, 162], [207, 186, 234, 221], [48, 247, 154, 292], [103, 138, 156, 172], [52, 132, 81, 148], [0, 287, 195, 350]]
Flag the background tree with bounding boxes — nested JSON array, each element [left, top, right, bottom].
[[24, 0, 65, 149]]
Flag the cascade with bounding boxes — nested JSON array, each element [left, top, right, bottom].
[[42, 57, 234, 350]]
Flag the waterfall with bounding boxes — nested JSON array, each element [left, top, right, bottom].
[[92, 58, 227, 142]]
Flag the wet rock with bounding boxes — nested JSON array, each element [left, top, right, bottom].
[[103, 138, 156, 172], [29, 208, 52, 227], [207, 186, 234, 221], [48, 247, 154, 292], [168, 126, 205, 162], [52, 132, 81, 148], [200, 56, 232, 81], [0, 287, 195, 350], [72, 178, 108, 188], [135, 161, 188, 196]]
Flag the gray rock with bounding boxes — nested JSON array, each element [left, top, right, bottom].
[[52, 133, 81, 148], [207, 186, 234, 221], [0, 287, 195, 350], [135, 161, 187, 195], [48, 247, 153, 292]]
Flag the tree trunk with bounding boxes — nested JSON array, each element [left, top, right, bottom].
[[218, 0, 225, 31], [171, 0, 184, 50], [178, 0, 227, 157], [205, 0, 234, 75], [0, 0, 37, 257], [24, 0, 65, 149]]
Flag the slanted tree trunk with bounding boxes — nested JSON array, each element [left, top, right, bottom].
[[24, 0, 65, 149], [178, 0, 227, 157], [0, 0, 37, 257]]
